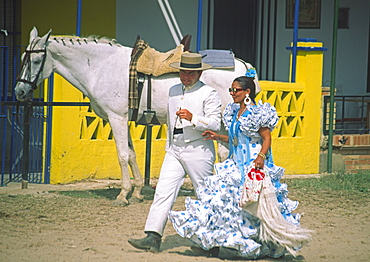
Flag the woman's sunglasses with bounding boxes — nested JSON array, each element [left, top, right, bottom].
[[228, 88, 244, 93]]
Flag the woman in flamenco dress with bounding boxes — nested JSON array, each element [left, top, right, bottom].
[[168, 74, 312, 260]]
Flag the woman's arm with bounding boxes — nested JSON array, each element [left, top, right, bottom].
[[202, 130, 229, 143], [254, 127, 271, 169]]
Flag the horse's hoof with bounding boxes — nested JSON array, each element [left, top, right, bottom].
[[129, 197, 144, 204], [111, 199, 129, 207]]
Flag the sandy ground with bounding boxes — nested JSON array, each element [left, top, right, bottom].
[[0, 178, 369, 262]]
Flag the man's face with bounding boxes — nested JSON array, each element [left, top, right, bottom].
[[179, 70, 202, 87]]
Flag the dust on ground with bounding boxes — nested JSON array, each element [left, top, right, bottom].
[[0, 178, 369, 262]]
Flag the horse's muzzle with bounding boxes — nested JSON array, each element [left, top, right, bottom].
[[15, 84, 33, 102]]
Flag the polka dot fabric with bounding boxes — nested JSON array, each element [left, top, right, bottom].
[[169, 102, 302, 259]]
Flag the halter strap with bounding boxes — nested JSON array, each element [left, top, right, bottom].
[[16, 47, 47, 90]]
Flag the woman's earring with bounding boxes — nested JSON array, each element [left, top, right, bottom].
[[244, 94, 251, 106]]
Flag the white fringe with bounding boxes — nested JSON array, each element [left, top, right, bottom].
[[244, 176, 313, 257]]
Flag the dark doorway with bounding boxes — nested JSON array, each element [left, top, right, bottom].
[[212, 0, 258, 65]]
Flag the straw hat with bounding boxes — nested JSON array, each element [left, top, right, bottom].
[[170, 53, 212, 71]]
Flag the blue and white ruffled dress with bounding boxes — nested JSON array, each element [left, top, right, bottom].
[[168, 102, 305, 259]]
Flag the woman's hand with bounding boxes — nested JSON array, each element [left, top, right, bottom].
[[202, 130, 219, 140], [202, 130, 229, 143], [253, 156, 265, 170]]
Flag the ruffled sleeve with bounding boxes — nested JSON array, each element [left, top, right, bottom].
[[222, 103, 239, 131], [239, 101, 279, 137]]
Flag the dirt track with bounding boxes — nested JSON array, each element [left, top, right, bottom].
[[0, 179, 369, 262]]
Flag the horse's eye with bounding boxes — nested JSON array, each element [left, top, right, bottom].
[[33, 56, 42, 64]]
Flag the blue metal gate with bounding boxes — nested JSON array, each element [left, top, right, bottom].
[[0, 103, 46, 185], [1, 45, 47, 186], [1, 45, 90, 187]]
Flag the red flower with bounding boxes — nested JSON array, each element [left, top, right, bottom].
[[247, 168, 265, 181]]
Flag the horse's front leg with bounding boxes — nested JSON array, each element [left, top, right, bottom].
[[127, 130, 144, 203], [108, 117, 132, 206]]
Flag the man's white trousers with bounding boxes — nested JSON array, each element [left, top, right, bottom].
[[144, 134, 216, 236]]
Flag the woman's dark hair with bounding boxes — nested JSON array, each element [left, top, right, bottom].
[[233, 76, 256, 102]]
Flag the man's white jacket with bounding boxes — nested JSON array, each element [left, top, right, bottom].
[[166, 80, 222, 150]]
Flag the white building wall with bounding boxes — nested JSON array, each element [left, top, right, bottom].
[[274, 0, 369, 95], [116, 0, 369, 96], [116, 0, 202, 52]]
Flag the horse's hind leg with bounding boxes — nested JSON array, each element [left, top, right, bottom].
[[128, 131, 144, 203]]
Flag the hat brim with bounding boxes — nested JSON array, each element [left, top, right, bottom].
[[169, 61, 213, 71]]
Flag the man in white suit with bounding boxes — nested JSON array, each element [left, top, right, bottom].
[[128, 53, 222, 252]]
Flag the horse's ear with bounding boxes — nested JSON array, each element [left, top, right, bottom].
[[46, 29, 52, 39], [29, 27, 38, 44], [39, 29, 52, 47]]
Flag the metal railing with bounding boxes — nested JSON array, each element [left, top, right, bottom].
[[1, 99, 90, 186], [1, 44, 91, 186], [1, 44, 50, 186], [0, 104, 45, 185], [323, 95, 370, 135]]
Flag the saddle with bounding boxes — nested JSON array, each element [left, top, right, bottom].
[[137, 38, 191, 76], [128, 35, 236, 122], [129, 35, 191, 121]]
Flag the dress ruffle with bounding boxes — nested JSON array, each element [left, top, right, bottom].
[[223, 101, 279, 138], [168, 101, 309, 259], [169, 158, 302, 258]]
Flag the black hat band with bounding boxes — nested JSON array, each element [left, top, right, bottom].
[[180, 62, 202, 68]]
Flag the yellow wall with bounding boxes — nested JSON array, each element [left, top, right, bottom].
[[20, 0, 116, 43], [20, 0, 117, 183], [20, 0, 323, 182], [256, 81, 308, 173], [17, 1, 323, 182], [48, 74, 166, 184], [257, 80, 320, 174], [256, 41, 323, 174], [48, 40, 323, 183]]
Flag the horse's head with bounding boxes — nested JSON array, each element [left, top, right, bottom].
[[15, 27, 52, 101]]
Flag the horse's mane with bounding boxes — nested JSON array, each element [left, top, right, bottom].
[[50, 35, 123, 47]]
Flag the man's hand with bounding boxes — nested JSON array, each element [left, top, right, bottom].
[[176, 109, 192, 121]]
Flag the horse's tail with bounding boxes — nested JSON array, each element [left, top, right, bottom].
[[235, 57, 261, 93], [235, 57, 252, 71]]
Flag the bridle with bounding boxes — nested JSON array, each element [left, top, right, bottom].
[[16, 38, 47, 91]]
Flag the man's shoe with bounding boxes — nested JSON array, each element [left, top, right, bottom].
[[128, 232, 161, 253]]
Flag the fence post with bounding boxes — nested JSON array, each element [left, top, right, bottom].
[[21, 102, 32, 189]]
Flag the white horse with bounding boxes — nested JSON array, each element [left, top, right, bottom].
[[15, 27, 259, 206]]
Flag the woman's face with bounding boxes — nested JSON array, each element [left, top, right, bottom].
[[229, 81, 250, 104]]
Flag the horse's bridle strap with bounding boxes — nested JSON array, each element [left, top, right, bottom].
[[16, 48, 47, 90], [25, 49, 47, 53]]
